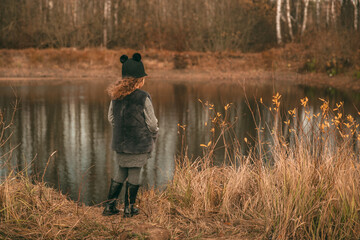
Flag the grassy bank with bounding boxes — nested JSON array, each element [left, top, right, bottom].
[[0, 172, 171, 239], [143, 96, 360, 239], [1, 173, 108, 239], [2, 142, 360, 239], [1, 96, 360, 239], [0, 43, 359, 78], [143, 146, 360, 239]]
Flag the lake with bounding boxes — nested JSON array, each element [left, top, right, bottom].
[[0, 78, 359, 205]]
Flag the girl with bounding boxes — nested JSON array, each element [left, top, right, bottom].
[[103, 53, 158, 217]]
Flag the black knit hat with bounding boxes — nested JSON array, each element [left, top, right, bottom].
[[120, 53, 147, 78]]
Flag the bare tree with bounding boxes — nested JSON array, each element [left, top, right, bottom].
[[331, 0, 337, 26], [301, 0, 310, 35], [276, 0, 283, 44], [103, 0, 111, 47], [73, 0, 78, 26], [0, 0, 359, 50], [114, 0, 119, 33], [352, 0, 359, 30], [316, 0, 321, 27], [327, 0, 331, 26], [286, 0, 294, 40]]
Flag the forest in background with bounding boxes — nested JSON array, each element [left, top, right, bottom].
[[0, 0, 359, 52]]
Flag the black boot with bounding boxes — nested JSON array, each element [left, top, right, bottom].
[[123, 182, 140, 218], [102, 179, 123, 216]]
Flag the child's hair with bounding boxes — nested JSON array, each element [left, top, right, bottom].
[[107, 77, 144, 100]]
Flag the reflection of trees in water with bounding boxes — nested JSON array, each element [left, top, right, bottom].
[[1, 82, 360, 204]]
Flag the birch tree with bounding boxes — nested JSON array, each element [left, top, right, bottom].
[[1, 0, 359, 50], [286, 0, 294, 40], [276, 0, 283, 44], [352, 0, 359, 30], [114, 0, 119, 33], [301, 0, 310, 35], [205, 0, 215, 28], [47, 0, 53, 19], [316, 0, 321, 27], [103, 0, 111, 47], [331, 0, 337, 26], [327, 0, 331, 26], [73, 0, 78, 26]]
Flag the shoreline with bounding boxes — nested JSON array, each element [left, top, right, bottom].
[[0, 48, 359, 91], [0, 69, 359, 92]]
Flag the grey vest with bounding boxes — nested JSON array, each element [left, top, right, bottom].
[[112, 89, 155, 154]]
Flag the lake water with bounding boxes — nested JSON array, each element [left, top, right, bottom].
[[0, 78, 359, 205]]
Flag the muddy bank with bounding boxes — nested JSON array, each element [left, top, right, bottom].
[[0, 48, 359, 91]]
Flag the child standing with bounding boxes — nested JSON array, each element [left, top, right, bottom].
[[103, 53, 158, 217]]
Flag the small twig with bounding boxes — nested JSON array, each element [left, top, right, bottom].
[[42, 151, 57, 182]]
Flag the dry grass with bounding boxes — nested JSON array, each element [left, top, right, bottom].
[[0, 172, 172, 239], [140, 96, 360, 239], [2, 95, 360, 239], [0, 173, 113, 239]]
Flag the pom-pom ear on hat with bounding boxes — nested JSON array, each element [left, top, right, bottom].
[[132, 53, 141, 62], [120, 55, 128, 64]]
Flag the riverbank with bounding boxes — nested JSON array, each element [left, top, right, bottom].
[[0, 47, 359, 91], [2, 120, 360, 239], [2, 95, 360, 239], [0, 174, 171, 240]]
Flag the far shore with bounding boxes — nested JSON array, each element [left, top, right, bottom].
[[0, 48, 359, 91], [1, 69, 359, 92]]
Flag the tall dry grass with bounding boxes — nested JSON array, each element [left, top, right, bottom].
[[141, 95, 360, 239], [1, 94, 360, 239]]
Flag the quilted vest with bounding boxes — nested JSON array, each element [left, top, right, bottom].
[[112, 89, 155, 154]]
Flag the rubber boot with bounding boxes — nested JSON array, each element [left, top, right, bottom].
[[123, 182, 140, 218], [102, 179, 123, 216]]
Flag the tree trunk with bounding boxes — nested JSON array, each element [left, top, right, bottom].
[[103, 0, 111, 48], [178, 0, 183, 29], [353, 0, 359, 30], [114, 0, 118, 32], [286, 0, 294, 40], [108, 0, 112, 42], [73, 0, 78, 26], [327, 0, 330, 27], [316, 0, 320, 27], [331, 0, 336, 26], [295, 0, 301, 29], [301, 0, 310, 35], [41, 0, 46, 25], [205, 0, 214, 28], [276, 0, 283, 44]]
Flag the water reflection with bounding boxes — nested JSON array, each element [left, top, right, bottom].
[[0, 80, 359, 205]]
